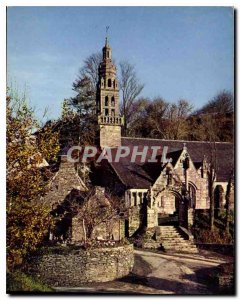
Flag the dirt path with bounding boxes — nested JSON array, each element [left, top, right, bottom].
[[55, 249, 232, 294]]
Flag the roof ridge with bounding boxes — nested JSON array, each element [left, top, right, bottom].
[[121, 136, 233, 144]]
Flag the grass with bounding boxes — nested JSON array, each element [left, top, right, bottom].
[[7, 270, 54, 293]]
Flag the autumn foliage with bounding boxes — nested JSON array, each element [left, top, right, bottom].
[[6, 91, 60, 270]]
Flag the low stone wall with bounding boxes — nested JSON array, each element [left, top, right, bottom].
[[27, 244, 134, 286]]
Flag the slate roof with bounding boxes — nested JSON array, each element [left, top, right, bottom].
[[108, 137, 234, 188]]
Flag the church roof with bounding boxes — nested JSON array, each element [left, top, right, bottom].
[[109, 137, 234, 188]]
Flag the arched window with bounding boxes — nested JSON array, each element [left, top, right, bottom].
[[111, 96, 115, 106], [105, 96, 109, 106], [108, 79, 112, 87], [107, 51, 109, 58], [105, 108, 109, 116], [188, 184, 196, 208], [111, 109, 115, 116]]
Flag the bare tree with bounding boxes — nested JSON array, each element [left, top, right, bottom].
[[208, 142, 217, 231], [195, 90, 233, 115], [76, 52, 102, 92], [119, 61, 144, 135], [62, 188, 125, 241], [164, 99, 193, 140], [145, 97, 169, 138]]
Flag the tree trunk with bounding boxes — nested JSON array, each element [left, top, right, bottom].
[[82, 219, 87, 243], [210, 193, 214, 231], [209, 166, 215, 231], [225, 176, 232, 234]]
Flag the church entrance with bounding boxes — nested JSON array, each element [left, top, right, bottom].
[[158, 192, 188, 228]]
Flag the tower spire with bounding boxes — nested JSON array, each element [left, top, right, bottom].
[[96, 35, 123, 148], [105, 26, 110, 46]]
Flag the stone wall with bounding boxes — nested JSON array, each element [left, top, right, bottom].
[[43, 155, 87, 208], [71, 218, 125, 241], [128, 206, 141, 236], [100, 124, 121, 148], [27, 245, 134, 286]]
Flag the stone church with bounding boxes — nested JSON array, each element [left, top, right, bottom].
[[93, 37, 234, 236], [44, 37, 234, 244]]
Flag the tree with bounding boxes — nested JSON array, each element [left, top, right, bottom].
[[207, 143, 217, 231], [126, 97, 151, 137], [119, 61, 144, 135], [164, 99, 193, 140], [61, 53, 102, 147], [225, 170, 234, 234], [61, 188, 125, 241], [195, 90, 233, 115], [7, 89, 60, 270], [190, 90, 234, 142]]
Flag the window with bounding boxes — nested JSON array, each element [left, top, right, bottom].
[[188, 184, 196, 208], [105, 96, 109, 106], [167, 172, 173, 185], [111, 96, 115, 106], [107, 51, 109, 58], [105, 108, 109, 116], [133, 192, 137, 206], [139, 192, 143, 204], [111, 109, 115, 116], [108, 79, 112, 87]]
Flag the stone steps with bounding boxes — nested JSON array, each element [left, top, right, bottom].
[[142, 226, 198, 254], [159, 226, 198, 254]]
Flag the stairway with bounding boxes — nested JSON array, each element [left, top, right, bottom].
[[142, 226, 198, 253], [159, 226, 198, 253]]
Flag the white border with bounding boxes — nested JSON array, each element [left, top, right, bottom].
[[1, 1, 238, 299]]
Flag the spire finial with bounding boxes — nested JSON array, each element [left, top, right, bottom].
[[105, 26, 110, 45]]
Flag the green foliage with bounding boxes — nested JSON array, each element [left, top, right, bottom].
[[7, 270, 53, 292]]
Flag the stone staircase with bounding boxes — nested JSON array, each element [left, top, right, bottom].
[[142, 226, 198, 253], [158, 226, 198, 253]]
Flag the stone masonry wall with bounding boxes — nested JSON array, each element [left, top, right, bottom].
[[27, 245, 134, 286], [128, 206, 141, 236], [71, 218, 125, 241], [43, 155, 87, 208], [100, 125, 121, 148]]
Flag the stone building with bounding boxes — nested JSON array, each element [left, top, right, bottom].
[[43, 37, 234, 243], [96, 37, 124, 148], [43, 156, 124, 241], [93, 38, 234, 237]]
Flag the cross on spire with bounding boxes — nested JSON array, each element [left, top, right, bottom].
[[105, 26, 110, 45]]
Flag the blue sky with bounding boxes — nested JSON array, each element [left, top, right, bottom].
[[7, 6, 234, 121]]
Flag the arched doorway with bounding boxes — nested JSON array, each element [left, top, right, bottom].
[[158, 190, 188, 228]]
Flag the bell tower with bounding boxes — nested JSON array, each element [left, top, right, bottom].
[[96, 37, 123, 148]]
